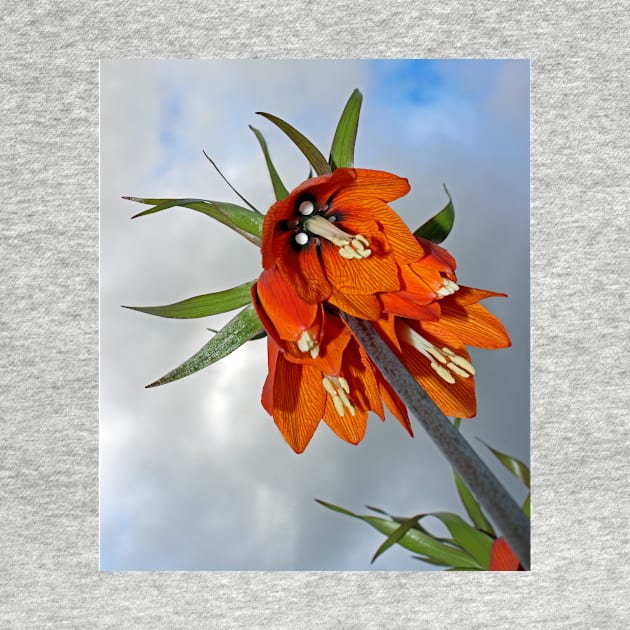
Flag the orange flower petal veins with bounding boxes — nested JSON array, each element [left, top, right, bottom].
[[489, 538, 520, 571], [319, 237, 400, 295], [272, 355, 326, 453], [327, 290, 382, 320], [437, 300, 511, 350], [255, 161, 511, 448], [256, 265, 318, 341]]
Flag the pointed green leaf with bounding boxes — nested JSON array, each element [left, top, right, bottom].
[[422, 512, 494, 570], [315, 500, 481, 568], [249, 126, 289, 201], [371, 513, 424, 563], [413, 185, 455, 244], [256, 112, 331, 176], [522, 493, 531, 518], [329, 89, 363, 170], [451, 419, 495, 536], [145, 303, 262, 388], [202, 151, 261, 213], [453, 472, 496, 537], [478, 440, 531, 489], [124, 197, 263, 246], [123, 281, 254, 319]]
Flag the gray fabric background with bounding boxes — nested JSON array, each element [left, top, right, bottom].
[[1, 0, 628, 627]]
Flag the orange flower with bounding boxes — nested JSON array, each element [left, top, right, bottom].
[[261, 168, 424, 319], [255, 168, 510, 445], [252, 266, 412, 452], [375, 287, 510, 417], [489, 537, 521, 571]]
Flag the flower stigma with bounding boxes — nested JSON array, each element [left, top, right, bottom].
[[398, 323, 475, 384], [322, 375, 356, 417]]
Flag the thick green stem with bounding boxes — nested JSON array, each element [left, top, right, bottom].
[[347, 316, 530, 570]]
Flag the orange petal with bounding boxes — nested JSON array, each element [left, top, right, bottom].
[[276, 239, 332, 304], [398, 320, 477, 417], [319, 237, 400, 295], [450, 285, 507, 305], [336, 197, 424, 264], [415, 237, 457, 273], [375, 370, 413, 435], [346, 169, 411, 202], [372, 313, 403, 353], [273, 357, 325, 453], [402, 344, 477, 418], [490, 538, 520, 571], [322, 394, 368, 445], [282, 309, 352, 375], [291, 168, 356, 205], [328, 290, 382, 320], [261, 337, 279, 415], [403, 261, 447, 297], [437, 300, 511, 349], [380, 291, 441, 321], [256, 266, 318, 341]]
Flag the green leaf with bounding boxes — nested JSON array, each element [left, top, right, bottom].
[[451, 419, 496, 536], [478, 439, 531, 489], [124, 197, 263, 246], [371, 513, 423, 564], [453, 472, 496, 537], [249, 126, 289, 201], [422, 512, 495, 570], [315, 500, 481, 568], [413, 185, 455, 244], [145, 303, 262, 388], [202, 151, 261, 214], [522, 493, 531, 518], [329, 89, 363, 170], [256, 112, 331, 176], [123, 281, 254, 319]]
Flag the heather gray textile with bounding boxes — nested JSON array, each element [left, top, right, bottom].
[[1, 1, 629, 628]]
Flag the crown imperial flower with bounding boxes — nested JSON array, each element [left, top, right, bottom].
[[254, 167, 510, 450]]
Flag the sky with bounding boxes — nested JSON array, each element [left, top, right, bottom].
[[100, 59, 530, 571]]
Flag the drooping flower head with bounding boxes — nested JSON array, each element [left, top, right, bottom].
[[261, 168, 424, 320], [254, 167, 510, 448], [252, 264, 411, 452]]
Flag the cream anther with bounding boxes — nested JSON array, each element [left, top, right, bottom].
[[436, 279, 459, 297], [322, 375, 357, 417], [398, 323, 475, 384], [297, 330, 319, 359]]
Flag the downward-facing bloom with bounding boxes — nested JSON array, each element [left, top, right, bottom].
[[252, 265, 411, 452], [255, 167, 510, 447], [374, 238, 511, 418], [261, 168, 424, 320]]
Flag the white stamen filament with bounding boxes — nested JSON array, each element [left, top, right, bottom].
[[398, 323, 475, 384], [322, 375, 357, 417], [304, 215, 371, 260]]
